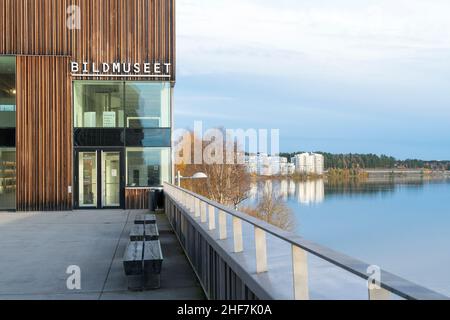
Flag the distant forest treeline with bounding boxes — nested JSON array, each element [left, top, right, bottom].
[[279, 152, 450, 170]]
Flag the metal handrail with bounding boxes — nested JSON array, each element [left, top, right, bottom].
[[164, 182, 448, 300]]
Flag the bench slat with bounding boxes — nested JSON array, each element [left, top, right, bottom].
[[130, 224, 159, 241], [134, 214, 157, 225], [123, 241, 144, 276], [143, 240, 163, 274]]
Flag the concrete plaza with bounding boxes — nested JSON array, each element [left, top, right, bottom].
[[0, 210, 205, 300]]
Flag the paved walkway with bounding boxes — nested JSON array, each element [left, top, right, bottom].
[[0, 210, 205, 300]]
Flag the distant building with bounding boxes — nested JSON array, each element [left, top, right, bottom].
[[293, 153, 324, 175], [245, 154, 291, 176], [258, 154, 271, 176], [245, 155, 258, 174], [287, 163, 296, 175], [246, 153, 323, 177]]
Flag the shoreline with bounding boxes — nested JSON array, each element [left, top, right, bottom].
[[251, 169, 450, 182]]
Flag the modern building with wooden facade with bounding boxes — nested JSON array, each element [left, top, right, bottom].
[[0, 0, 175, 211]]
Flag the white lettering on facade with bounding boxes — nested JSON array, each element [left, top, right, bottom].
[[154, 62, 161, 74], [102, 63, 110, 73], [112, 62, 121, 73], [122, 63, 131, 73], [143, 63, 151, 73], [70, 61, 172, 77], [71, 62, 79, 73], [133, 63, 140, 73]]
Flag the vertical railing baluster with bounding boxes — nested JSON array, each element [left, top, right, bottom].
[[194, 198, 200, 218], [190, 195, 195, 214], [292, 245, 309, 300], [218, 210, 227, 240], [368, 286, 391, 300], [254, 227, 268, 273], [201, 201, 207, 223], [233, 217, 243, 253], [208, 205, 216, 230]]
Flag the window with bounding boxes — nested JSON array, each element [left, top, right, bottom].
[[74, 81, 124, 128], [126, 148, 171, 187], [0, 148, 16, 210], [0, 56, 16, 128], [74, 81, 171, 129], [125, 82, 171, 128]]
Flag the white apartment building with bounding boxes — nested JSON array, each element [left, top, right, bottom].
[[287, 163, 296, 175], [293, 153, 325, 175], [245, 155, 258, 174], [245, 154, 293, 176]]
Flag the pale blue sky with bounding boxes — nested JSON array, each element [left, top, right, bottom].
[[174, 0, 450, 160]]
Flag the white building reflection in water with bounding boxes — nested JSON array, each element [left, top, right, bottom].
[[249, 179, 325, 205], [297, 180, 325, 205]]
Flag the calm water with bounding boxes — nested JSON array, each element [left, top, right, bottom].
[[246, 177, 450, 296]]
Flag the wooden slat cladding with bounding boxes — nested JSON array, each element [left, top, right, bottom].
[[3, 0, 175, 211], [1, 0, 176, 81], [0, 0, 72, 55], [71, 0, 175, 81], [126, 189, 150, 209], [16, 56, 73, 211]]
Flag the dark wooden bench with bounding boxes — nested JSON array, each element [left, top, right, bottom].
[[123, 240, 163, 290], [130, 224, 159, 241], [123, 241, 144, 291], [134, 213, 157, 225], [143, 240, 164, 289]]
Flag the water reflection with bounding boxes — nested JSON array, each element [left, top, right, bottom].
[[248, 176, 450, 296], [250, 179, 325, 205], [249, 176, 450, 206]]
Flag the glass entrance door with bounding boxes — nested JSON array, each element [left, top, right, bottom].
[[102, 152, 120, 207], [79, 152, 98, 207], [76, 150, 123, 209]]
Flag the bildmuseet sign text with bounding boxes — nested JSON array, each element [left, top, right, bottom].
[[70, 61, 172, 77]]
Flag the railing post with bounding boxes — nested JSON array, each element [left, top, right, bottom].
[[190, 195, 195, 214], [200, 201, 207, 223], [218, 210, 227, 240], [368, 286, 391, 300], [194, 198, 200, 218], [208, 205, 216, 230], [233, 217, 243, 253], [182, 192, 187, 208], [254, 227, 268, 273], [292, 245, 309, 300]]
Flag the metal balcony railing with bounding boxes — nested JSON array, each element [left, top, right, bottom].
[[164, 183, 448, 300]]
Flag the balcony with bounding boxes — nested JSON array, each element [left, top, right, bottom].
[[163, 183, 448, 300], [0, 209, 204, 299], [0, 185, 447, 300]]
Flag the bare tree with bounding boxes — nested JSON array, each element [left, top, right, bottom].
[[241, 190, 295, 231], [175, 130, 251, 209]]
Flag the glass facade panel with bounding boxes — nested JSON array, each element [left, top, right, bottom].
[[125, 128, 171, 147], [74, 128, 124, 147], [0, 56, 16, 128], [125, 82, 171, 128], [74, 81, 171, 129], [126, 147, 171, 187], [74, 81, 124, 128], [0, 128, 15, 147], [102, 151, 121, 207], [79, 152, 98, 207], [0, 148, 16, 210]]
